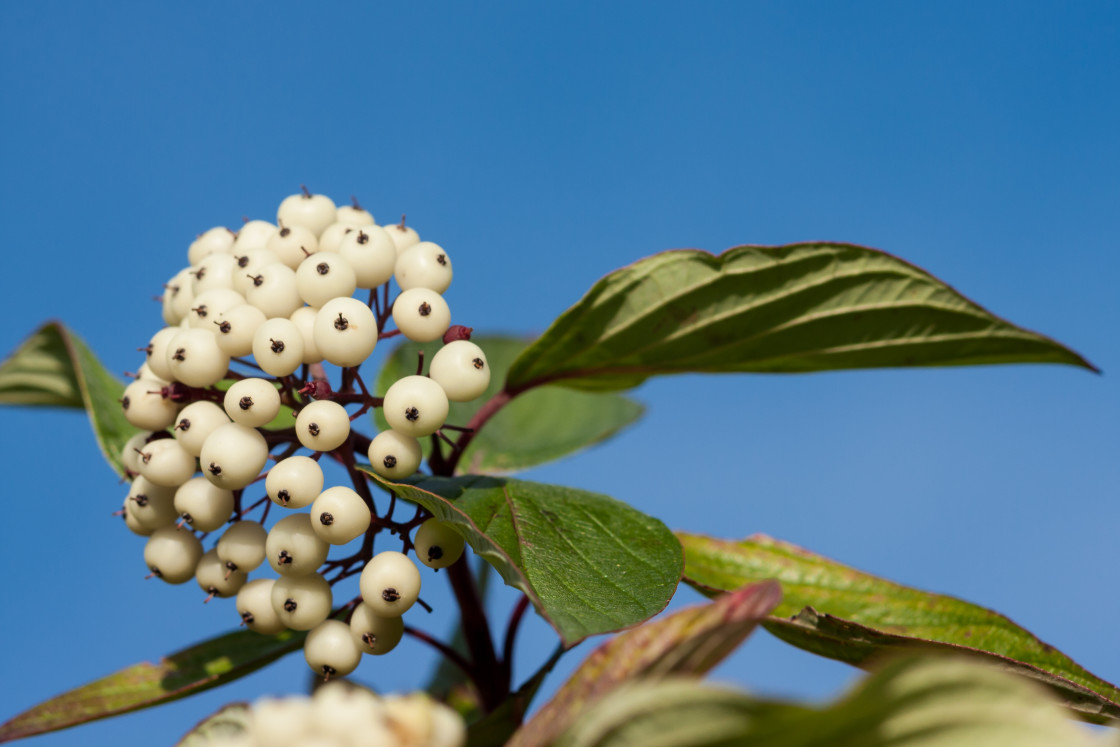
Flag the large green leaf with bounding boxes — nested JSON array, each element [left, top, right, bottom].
[[506, 244, 1098, 393], [365, 474, 682, 647], [0, 630, 304, 743], [680, 532, 1120, 724], [0, 321, 139, 475], [510, 580, 781, 747], [374, 336, 644, 473], [554, 656, 1107, 747]]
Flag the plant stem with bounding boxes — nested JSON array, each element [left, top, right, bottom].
[[447, 555, 506, 711]]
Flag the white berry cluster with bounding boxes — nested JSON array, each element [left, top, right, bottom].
[[117, 189, 487, 681], [210, 681, 466, 747]]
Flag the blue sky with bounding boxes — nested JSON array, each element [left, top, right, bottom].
[[1, 3, 1118, 745]]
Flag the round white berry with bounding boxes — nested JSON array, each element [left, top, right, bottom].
[[191, 254, 239, 295], [266, 455, 324, 509], [311, 486, 371, 545], [251, 317, 305, 377], [266, 513, 330, 576], [236, 578, 286, 634], [121, 378, 178, 431], [224, 377, 282, 428], [122, 499, 154, 536], [173, 400, 231, 457], [144, 327, 180, 382], [187, 226, 235, 266], [304, 620, 362, 679], [244, 262, 303, 319], [338, 226, 397, 289], [335, 202, 375, 227], [162, 268, 196, 327], [232, 220, 278, 253], [413, 518, 466, 570], [349, 603, 404, 656], [266, 223, 320, 269], [196, 548, 247, 599], [231, 247, 283, 296], [382, 375, 449, 437], [394, 241, 452, 294], [391, 288, 451, 343], [312, 297, 378, 368], [278, 191, 337, 238], [384, 220, 420, 255], [216, 520, 268, 573], [359, 551, 421, 617], [367, 430, 423, 480], [199, 422, 269, 490], [144, 526, 203, 584], [166, 328, 230, 387], [296, 252, 358, 308], [126, 474, 179, 530], [270, 572, 332, 630], [317, 222, 354, 254], [120, 431, 154, 474], [295, 400, 351, 452], [429, 340, 490, 402], [136, 437, 196, 487], [212, 303, 268, 358], [186, 288, 247, 331], [173, 476, 235, 532], [289, 306, 324, 364]]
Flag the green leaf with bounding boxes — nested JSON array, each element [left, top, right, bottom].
[[0, 630, 304, 743], [0, 321, 139, 475], [375, 336, 645, 473], [555, 656, 1104, 747], [174, 704, 250, 747], [506, 244, 1098, 393], [679, 532, 1120, 725], [364, 474, 682, 647], [510, 581, 781, 747]]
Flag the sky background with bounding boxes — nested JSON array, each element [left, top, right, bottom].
[[1, 2, 1118, 745]]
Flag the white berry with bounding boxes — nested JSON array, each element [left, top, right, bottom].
[[271, 572, 332, 630], [312, 297, 378, 368], [391, 288, 451, 343], [224, 377, 282, 428], [296, 400, 351, 452], [266, 455, 325, 509], [382, 375, 449, 437], [359, 551, 421, 617], [367, 430, 423, 480], [429, 340, 490, 402]]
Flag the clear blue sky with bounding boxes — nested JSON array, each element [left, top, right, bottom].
[[2, 3, 1117, 745]]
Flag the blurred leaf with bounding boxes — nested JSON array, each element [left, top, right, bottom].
[[506, 244, 1098, 393], [0, 321, 138, 475], [374, 336, 644, 473], [0, 630, 303, 743], [555, 656, 1105, 747], [365, 473, 682, 647], [510, 581, 781, 747], [680, 532, 1120, 725], [174, 703, 250, 747]]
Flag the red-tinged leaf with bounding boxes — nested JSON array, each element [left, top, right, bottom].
[[509, 580, 781, 747], [679, 532, 1120, 725], [0, 630, 303, 743]]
